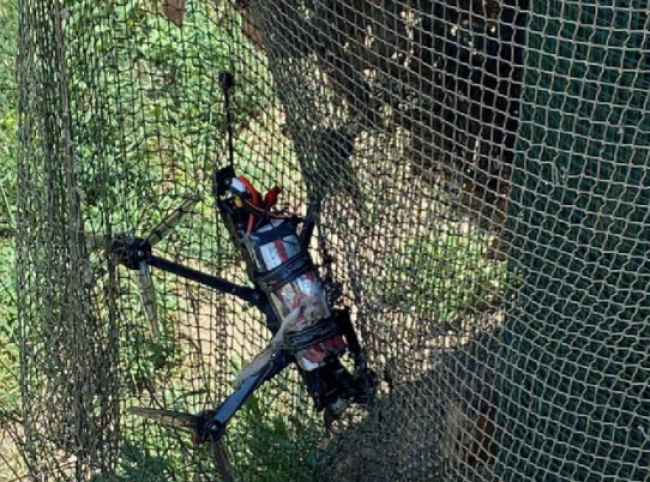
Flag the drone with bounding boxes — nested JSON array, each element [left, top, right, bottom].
[[84, 71, 378, 445]]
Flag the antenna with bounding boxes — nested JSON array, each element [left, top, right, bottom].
[[218, 72, 236, 173], [213, 72, 237, 197]]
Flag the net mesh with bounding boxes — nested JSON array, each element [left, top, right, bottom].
[[7, 0, 650, 481]]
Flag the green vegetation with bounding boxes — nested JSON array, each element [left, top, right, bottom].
[[222, 359, 327, 482], [4, 1, 510, 481], [109, 359, 326, 482], [58, 1, 321, 481], [0, 0, 18, 416], [383, 224, 507, 321], [62, 0, 258, 377]]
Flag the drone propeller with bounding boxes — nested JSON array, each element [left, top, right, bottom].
[[134, 260, 158, 341], [127, 407, 215, 446], [145, 197, 201, 247], [127, 407, 201, 430], [134, 196, 202, 340], [128, 347, 293, 446], [83, 196, 202, 342]]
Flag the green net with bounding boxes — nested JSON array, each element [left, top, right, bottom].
[[495, 2, 650, 481], [5, 0, 650, 481]]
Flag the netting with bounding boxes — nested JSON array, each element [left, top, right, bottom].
[[8, 0, 650, 481]]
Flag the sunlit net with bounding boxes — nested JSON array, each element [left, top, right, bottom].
[[12, 1, 650, 481]]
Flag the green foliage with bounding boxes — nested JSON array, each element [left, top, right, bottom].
[[105, 358, 326, 482], [382, 224, 506, 321], [0, 0, 17, 233], [89, 428, 196, 482], [0, 238, 18, 412], [61, 4, 278, 397], [0, 0, 18, 415], [64, 0, 273, 230], [224, 359, 326, 482], [7, 1, 511, 481], [59, 0, 270, 391], [47, 2, 320, 480]]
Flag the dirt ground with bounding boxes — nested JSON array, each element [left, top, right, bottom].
[[0, 423, 27, 482]]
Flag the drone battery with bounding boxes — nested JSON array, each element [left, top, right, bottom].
[[243, 218, 346, 372]]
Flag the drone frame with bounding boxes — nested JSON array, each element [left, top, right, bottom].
[[96, 71, 377, 445], [115, 178, 370, 444]]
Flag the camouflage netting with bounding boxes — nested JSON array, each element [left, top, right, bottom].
[[9, 0, 650, 481]]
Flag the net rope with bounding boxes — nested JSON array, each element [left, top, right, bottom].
[[7, 0, 650, 481]]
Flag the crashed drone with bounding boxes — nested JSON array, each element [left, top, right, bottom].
[[85, 71, 377, 445]]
